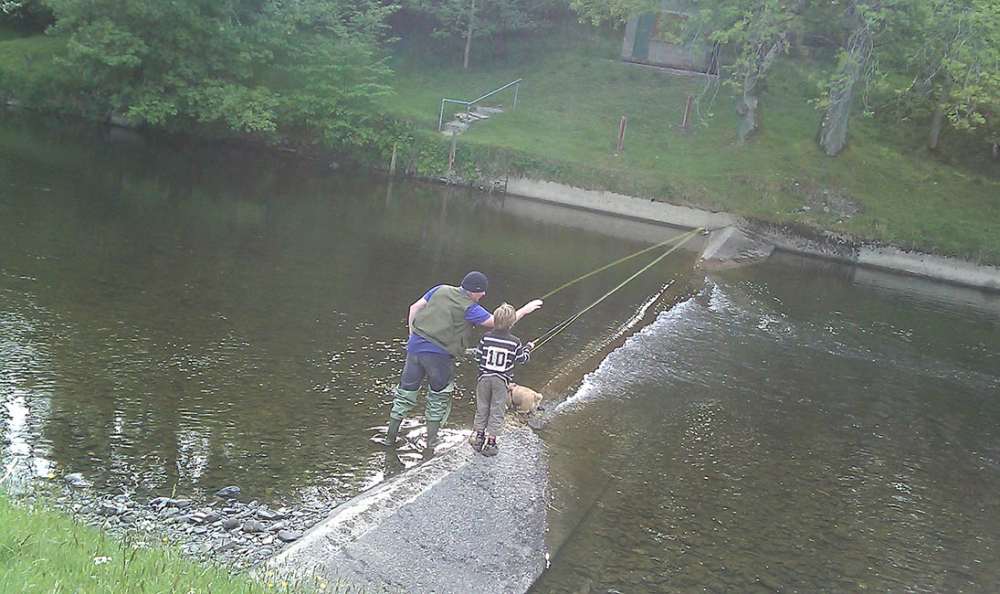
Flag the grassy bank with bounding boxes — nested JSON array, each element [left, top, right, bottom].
[[2, 24, 999, 264], [0, 495, 343, 594], [384, 31, 1000, 264]]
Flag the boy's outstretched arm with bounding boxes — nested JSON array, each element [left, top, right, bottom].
[[515, 299, 543, 322]]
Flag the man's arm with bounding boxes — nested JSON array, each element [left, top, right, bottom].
[[408, 298, 428, 334]]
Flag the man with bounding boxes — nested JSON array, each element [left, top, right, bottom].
[[382, 271, 542, 457]]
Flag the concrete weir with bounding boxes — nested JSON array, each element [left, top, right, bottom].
[[698, 226, 774, 270], [268, 426, 548, 593]]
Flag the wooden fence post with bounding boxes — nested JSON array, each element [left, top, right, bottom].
[[681, 95, 694, 131], [447, 134, 458, 176], [616, 115, 628, 154]]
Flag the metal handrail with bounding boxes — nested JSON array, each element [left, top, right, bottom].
[[438, 78, 522, 131]]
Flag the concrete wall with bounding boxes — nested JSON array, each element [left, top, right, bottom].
[[504, 177, 1000, 293], [622, 16, 639, 60], [505, 178, 736, 231]]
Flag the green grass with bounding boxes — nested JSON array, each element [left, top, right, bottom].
[[0, 26, 63, 75], [0, 495, 353, 594], [384, 30, 1000, 264]]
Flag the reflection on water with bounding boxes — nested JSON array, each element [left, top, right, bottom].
[[535, 260, 1000, 593], [0, 116, 697, 507], [0, 302, 55, 491]]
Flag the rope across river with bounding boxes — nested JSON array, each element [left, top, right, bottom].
[[530, 228, 703, 351]]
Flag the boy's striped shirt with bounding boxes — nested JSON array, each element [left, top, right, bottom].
[[476, 331, 530, 383]]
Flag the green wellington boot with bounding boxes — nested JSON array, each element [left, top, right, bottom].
[[383, 417, 403, 447], [422, 421, 441, 460]]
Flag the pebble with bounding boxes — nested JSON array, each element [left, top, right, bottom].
[[98, 501, 125, 516], [222, 518, 241, 530], [64, 473, 90, 488], [256, 508, 286, 521], [215, 486, 241, 500], [277, 530, 303, 543], [242, 520, 266, 534]]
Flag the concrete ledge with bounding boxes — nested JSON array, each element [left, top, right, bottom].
[[505, 178, 736, 231], [503, 178, 1000, 293], [857, 246, 1000, 292], [269, 427, 548, 594]]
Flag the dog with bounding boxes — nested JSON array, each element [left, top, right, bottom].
[[508, 383, 543, 413]]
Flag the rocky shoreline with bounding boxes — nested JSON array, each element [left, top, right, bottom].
[[22, 473, 341, 570]]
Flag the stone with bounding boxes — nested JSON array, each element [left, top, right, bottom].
[[193, 527, 208, 535], [222, 518, 241, 530], [64, 473, 90, 488], [97, 501, 125, 516], [171, 499, 193, 509], [159, 507, 180, 519], [277, 530, 303, 543], [256, 508, 286, 521], [202, 512, 222, 524], [213, 539, 237, 553], [242, 520, 266, 534], [215, 486, 241, 500], [149, 497, 173, 509]]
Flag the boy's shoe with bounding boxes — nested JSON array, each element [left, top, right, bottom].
[[469, 431, 486, 452], [481, 438, 498, 457]]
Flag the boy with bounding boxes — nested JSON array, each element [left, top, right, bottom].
[[470, 303, 534, 457]]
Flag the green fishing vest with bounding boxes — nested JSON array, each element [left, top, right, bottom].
[[412, 285, 477, 357]]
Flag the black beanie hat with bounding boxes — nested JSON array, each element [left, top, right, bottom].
[[461, 271, 488, 293]]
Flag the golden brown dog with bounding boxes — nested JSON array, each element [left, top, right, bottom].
[[508, 383, 543, 413]]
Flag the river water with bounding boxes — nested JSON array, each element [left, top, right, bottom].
[[2, 117, 999, 592]]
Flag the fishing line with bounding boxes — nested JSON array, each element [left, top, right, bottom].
[[531, 228, 703, 351], [538, 228, 703, 301]]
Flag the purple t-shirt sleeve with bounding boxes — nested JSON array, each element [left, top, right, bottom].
[[466, 304, 490, 325]]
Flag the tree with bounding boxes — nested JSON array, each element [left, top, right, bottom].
[[1, 0, 53, 32], [814, 1, 880, 156], [705, 0, 802, 143], [406, 0, 564, 70], [41, 0, 396, 146], [888, 0, 1000, 152]]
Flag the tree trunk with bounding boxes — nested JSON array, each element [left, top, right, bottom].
[[818, 10, 872, 157], [928, 105, 945, 151], [463, 0, 475, 71], [736, 38, 784, 144]]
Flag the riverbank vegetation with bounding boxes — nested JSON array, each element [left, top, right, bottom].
[[0, 494, 346, 594], [1, 0, 999, 265]]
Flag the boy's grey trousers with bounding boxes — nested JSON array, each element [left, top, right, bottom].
[[474, 375, 509, 436]]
